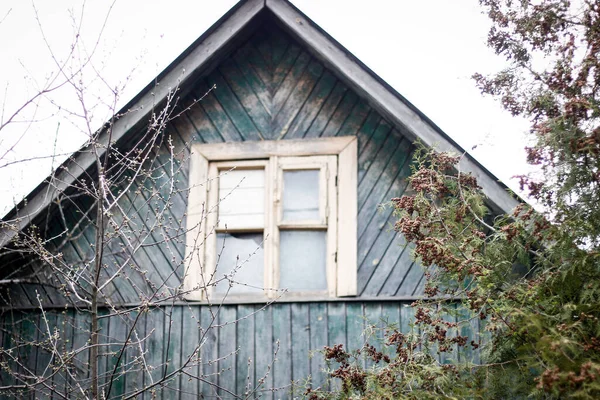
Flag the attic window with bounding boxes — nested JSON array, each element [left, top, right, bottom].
[[183, 137, 357, 301]]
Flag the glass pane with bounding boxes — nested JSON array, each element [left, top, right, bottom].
[[218, 169, 264, 229], [214, 233, 264, 294], [282, 170, 320, 221], [279, 230, 327, 291]]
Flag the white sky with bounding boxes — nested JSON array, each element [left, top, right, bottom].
[[0, 0, 532, 216]]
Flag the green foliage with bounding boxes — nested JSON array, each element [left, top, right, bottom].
[[311, 1, 600, 397]]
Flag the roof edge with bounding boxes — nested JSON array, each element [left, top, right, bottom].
[[0, 0, 265, 247]]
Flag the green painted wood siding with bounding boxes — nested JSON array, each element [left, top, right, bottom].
[[1, 22, 423, 308], [0, 19, 471, 400], [0, 302, 480, 399]]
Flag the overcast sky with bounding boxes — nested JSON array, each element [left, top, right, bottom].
[[0, 0, 532, 216]]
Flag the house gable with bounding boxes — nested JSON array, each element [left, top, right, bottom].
[[0, 0, 518, 251], [0, 3, 492, 398]]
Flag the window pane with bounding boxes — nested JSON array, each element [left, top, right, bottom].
[[279, 230, 327, 291], [214, 233, 264, 294], [218, 169, 264, 229], [282, 170, 319, 221]]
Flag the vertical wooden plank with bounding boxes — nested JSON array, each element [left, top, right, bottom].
[[400, 303, 415, 334], [0, 313, 8, 388], [327, 302, 346, 391], [199, 306, 218, 398], [71, 311, 90, 396], [236, 305, 255, 398], [105, 311, 128, 399], [345, 302, 364, 363], [290, 303, 310, 397], [254, 305, 273, 400], [142, 307, 164, 400], [381, 302, 401, 331], [123, 309, 144, 399], [327, 303, 346, 349], [381, 303, 400, 365], [217, 306, 237, 397], [96, 309, 110, 398], [16, 312, 36, 398], [272, 304, 292, 398], [457, 305, 480, 365], [308, 302, 327, 390], [363, 303, 383, 370], [163, 306, 183, 399], [35, 310, 55, 399], [54, 310, 72, 400], [180, 305, 201, 400]]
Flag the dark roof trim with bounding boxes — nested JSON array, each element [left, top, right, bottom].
[[1, 0, 518, 248], [0, 0, 264, 247]]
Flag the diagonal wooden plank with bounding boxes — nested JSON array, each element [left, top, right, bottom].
[[179, 95, 224, 144], [268, 25, 292, 67], [219, 58, 271, 136], [304, 80, 348, 138], [336, 99, 371, 137], [241, 42, 273, 92], [321, 90, 359, 137], [272, 59, 324, 139], [208, 70, 263, 141], [251, 28, 274, 73], [357, 132, 399, 210], [357, 111, 381, 156], [358, 119, 392, 184], [271, 42, 302, 94], [272, 51, 311, 119], [283, 70, 337, 139], [232, 49, 273, 117], [191, 82, 244, 143]]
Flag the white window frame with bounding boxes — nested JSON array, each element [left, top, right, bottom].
[[183, 137, 357, 301]]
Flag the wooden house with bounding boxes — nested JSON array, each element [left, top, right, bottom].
[[0, 0, 518, 398]]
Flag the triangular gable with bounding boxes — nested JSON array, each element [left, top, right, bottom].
[[0, 0, 518, 248]]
